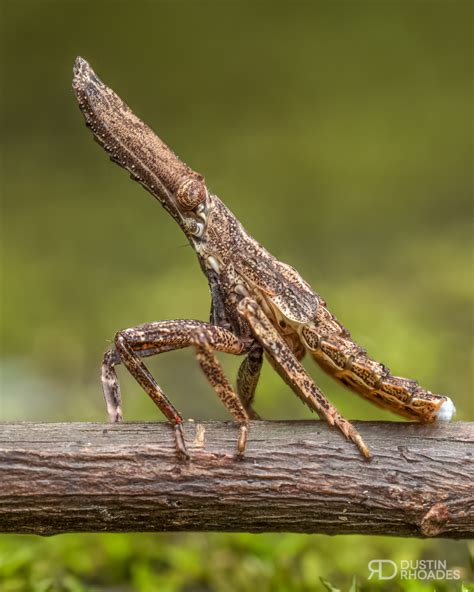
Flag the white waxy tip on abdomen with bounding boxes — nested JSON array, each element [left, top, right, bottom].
[[436, 397, 456, 421]]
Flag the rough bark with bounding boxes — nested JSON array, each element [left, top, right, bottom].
[[0, 421, 472, 537]]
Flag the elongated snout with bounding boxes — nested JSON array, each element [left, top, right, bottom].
[[72, 57, 204, 220]]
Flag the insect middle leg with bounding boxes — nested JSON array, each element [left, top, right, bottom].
[[102, 320, 251, 458], [236, 344, 263, 420], [238, 297, 370, 458]]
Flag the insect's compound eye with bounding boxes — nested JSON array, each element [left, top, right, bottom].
[[176, 177, 207, 211]]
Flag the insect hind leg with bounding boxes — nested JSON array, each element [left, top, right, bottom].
[[238, 297, 370, 458]]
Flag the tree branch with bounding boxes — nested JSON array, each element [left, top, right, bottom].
[[0, 421, 472, 537]]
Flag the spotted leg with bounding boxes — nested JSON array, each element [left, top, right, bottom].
[[238, 298, 370, 458], [101, 348, 123, 423], [101, 320, 251, 458], [101, 341, 182, 423], [237, 344, 263, 419], [192, 330, 250, 455]]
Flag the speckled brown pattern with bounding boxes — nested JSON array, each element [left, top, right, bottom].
[[73, 57, 454, 460]]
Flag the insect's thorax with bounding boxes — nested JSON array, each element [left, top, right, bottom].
[[194, 195, 314, 357]]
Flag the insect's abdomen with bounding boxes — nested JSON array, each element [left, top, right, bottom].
[[300, 304, 454, 423]]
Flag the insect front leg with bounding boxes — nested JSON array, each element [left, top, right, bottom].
[[101, 341, 181, 424], [238, 298, 370, 458], [103, 319, 251, 459], [101, 348, 123, 422], [114, 329, 189, 459]]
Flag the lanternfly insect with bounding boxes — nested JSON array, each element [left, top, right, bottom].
[[73, 57, 455, 459]]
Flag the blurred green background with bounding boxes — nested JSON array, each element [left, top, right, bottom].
[[1, 0, 472, 590]]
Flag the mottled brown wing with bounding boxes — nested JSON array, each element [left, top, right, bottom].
[[235, 253, 319, 324]]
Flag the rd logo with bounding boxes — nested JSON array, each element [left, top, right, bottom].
[[368, 560, 398, 580]]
